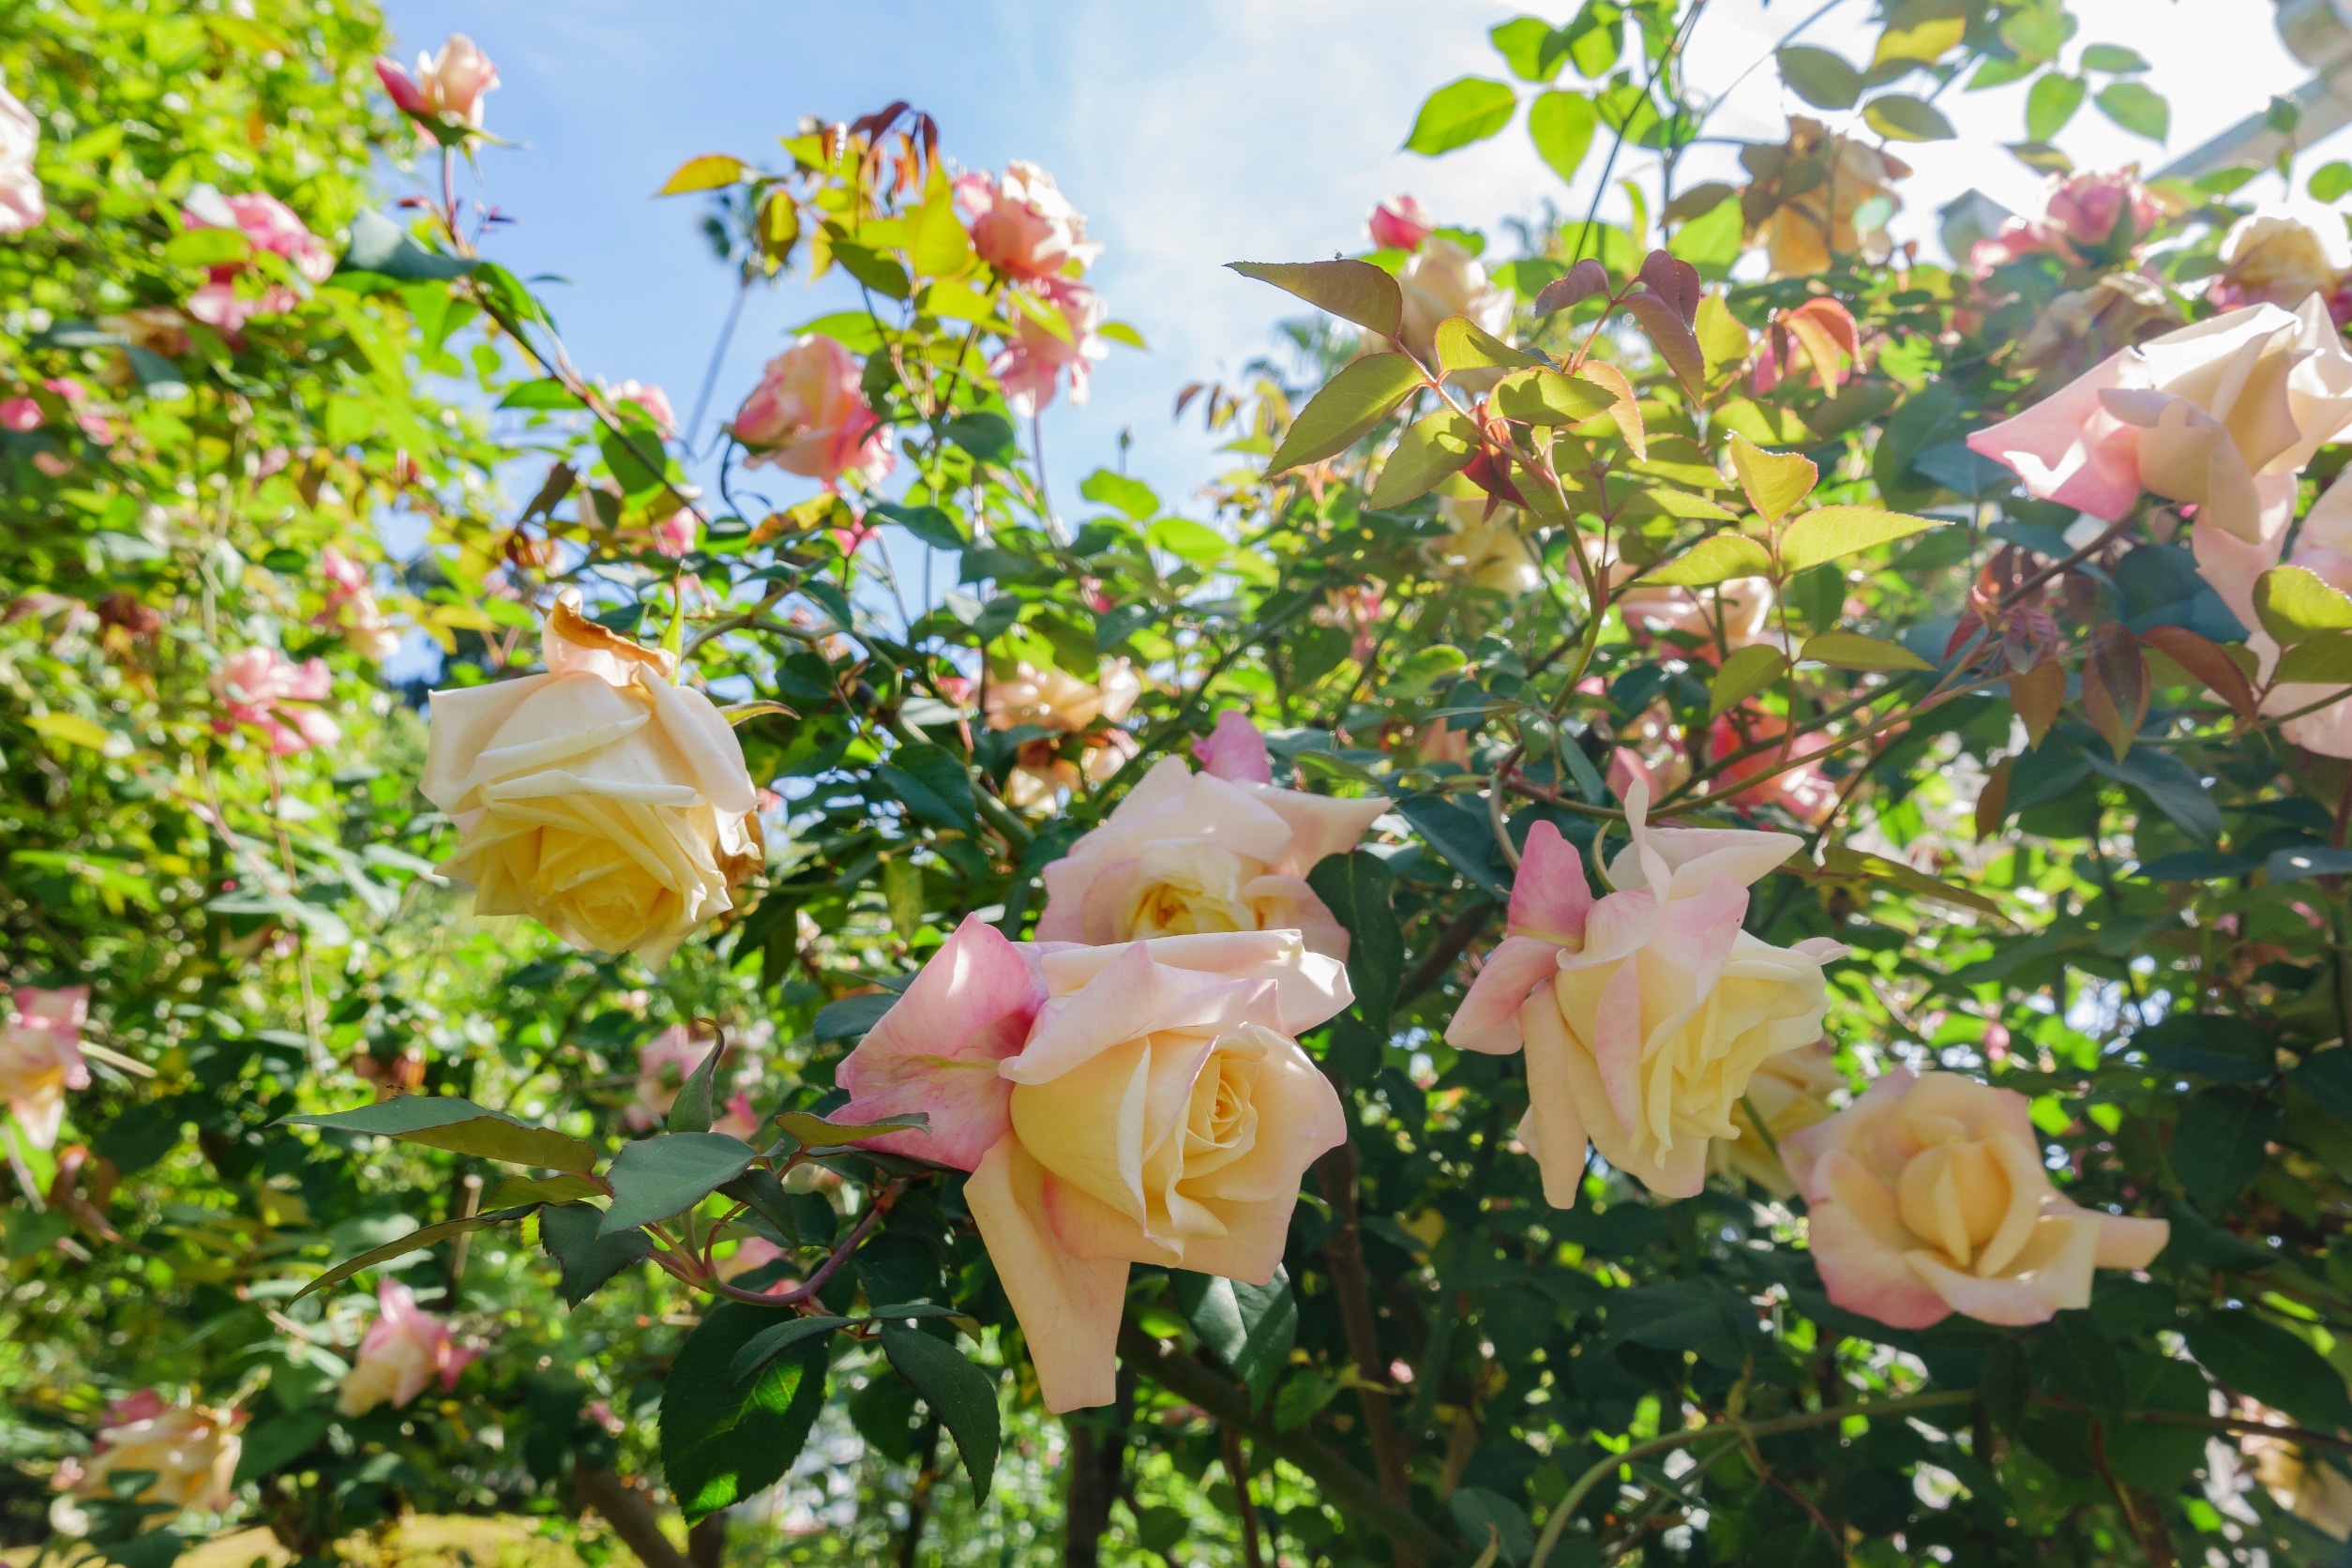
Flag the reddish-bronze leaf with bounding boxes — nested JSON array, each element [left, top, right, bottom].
[[1975, 755, 2014, 842], [2082, 623, 2149, 759], [2010, 658, 2065, 749], [1620, 291, 1706, 393], [1637, 249, 1703, 325], [1533, 258, 1611, 316], [2138, 624, 2259, 726]]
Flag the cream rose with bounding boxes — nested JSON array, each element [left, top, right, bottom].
[[1446, 788, 1846, 1200], [1431, 496, 1540, 598], [57, 1400, 242, 1528], [1, 985, 89, 1150], [2247, 1414, 2352, 1540], [1779, 1068, 2168, 1330], [419, 591, 762, 966], [337, 1278, 478, 1416], [985, 658, 1141, 807], [1036, 727, 1387, 960], [2215, 204, 2351, 316], [830, 915, 1351, 1410], [1708, 1041, 1842, 1197]]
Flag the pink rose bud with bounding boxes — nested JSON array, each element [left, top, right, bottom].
[[211, 647, 340, 755], [957, 162, 1101, 283], [378, 35, 498, 134], [1369, 193, 1435, 252], [2, 986, 90, 1151]]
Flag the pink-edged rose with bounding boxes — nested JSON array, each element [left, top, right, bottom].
[[181, 187, 334, 332], [1445, 784, 1846, 1200], [624, 1024, 711, 1132], [1, 986, 90, 1150], [212, 647, 341, 755], [991, 279, 1108, 416], [957, 161, 1101, 283], [1036, 747, 1387, 961], [1192, 708, 1273, 784], [0, 69, 43, 235], [375, 34, 499, 136], [337, 1277, 479, 1415], [2043, 167, 2162, 256], [1368, 194, 1434, 253], [2209, 203, 2352, 320], [829, 915, 1352, 1410], [731, 338, 892, 486], [1780, 1068, 2167, 1330], [55, 1399, 242, 1528]]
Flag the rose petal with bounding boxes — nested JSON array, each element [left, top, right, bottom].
[[1444, 935, 1564, 1056], [1509, 820, 1592, 944], [965, 1137, 1129, 1412]]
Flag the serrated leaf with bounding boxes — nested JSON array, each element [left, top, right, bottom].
[[1405, 77, 1521, 156], [1800, 631, 1933, 671], [1709, 644, 1787, 717], [2254, 565, 2352, 644], [876, 742, 978, 832], [2276, 630, 2352, 686], [1726, 433, 1817, 523], [1492, 368, 1617, 427], [1527, 90, 1598, 184], [1434, 315, 1544, 377], [2185, 1310, 2352, 1435], [1779, 505, 1945, 570], [285, 1095, 597, 1174], [1862, 94, 1956, 143], [1777, 46, 1862, 111], [656, 154, 749, 196], [776, 1109, 929, 1148], [1643, 533, 1773, 587], [1370, 411, 1477, 506], [539, 1200, 654, 1306], [1268, 354, 1425, 474], [731, 1316, 851, 1388], [662, 1302, 831, 1521], [295, 1208, 535, 1301], [599, 1133, 757, 1235], [881, 1325, 1000, 1500], [1574, 359, 1646, 460], [1228, 260, 1403, 343]]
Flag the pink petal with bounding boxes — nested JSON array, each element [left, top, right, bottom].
[[965, 1137, 1129, 1412], [1239, 782, 1388, 873], [832, 913, 1043, 1169], [1444, 935, 1563, 1055], [1192, 709, 1272, 783], [1965, 348, 2144, 520], [1805, 1151, 1952, 1330], [1033, 930, 1351, 1035], [1006, 943, 1276, 1085], [1508, 821, 1591, 943]]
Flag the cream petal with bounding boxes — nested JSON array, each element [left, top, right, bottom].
[[638, 666, 759, 815], [1008, 1034, 1153, 1225], [419, 674, 551, 810], [1182, 1027, 1344, 1204], [1518, 984, 1595, 1208], [1906, 1213, 2100, 1325], [965, 1138, 1130, 1412]]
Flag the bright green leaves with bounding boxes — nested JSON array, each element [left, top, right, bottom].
[[1369, 411, 1477, 506], [540, 1201, 655, 1306], [1527, 91, 1599, 184], [163, 226, 252, 270], [1800, 632, 1932, 672], [1862, 95, 1956, 143], [661, 1303, 832, 1522], [1490, 17, 1567, 81], [1405, 77, 1520, 155], [1709, 644, 1787, 717], [1776, 46, 1862, 111], [599, 1133, 759, 1235], [1778, 506, 1946, 571], [880, 1326, 1001, 1500], [1433, 316, 1544, 377], [1492, 368, 1617, 426], [2026, 72, 2087, 142], [1645, 534, 1772, 587], [2254, 565, 2352, 643], [655, 154, 749, 195], [1726, 433, 1816, 523], [285, 1094, 596, 1174], [1268, 354, 1425, 475], [1229, 260, 1403, 343], [1874, 3, 1965, 67], [2096, 81, 2170, 142]]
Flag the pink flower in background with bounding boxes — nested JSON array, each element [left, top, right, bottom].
[[316, 548, 401, 663], [711, 1092, 761, 1142], [1, 986, 90, 1150], [375, 34, 499, 136], [957, 161, 1100, 283], [181, 187, 334, 332], [715, 1235, 793, 1294], [602, 379, 678, 442], [991, 279, 1108, 416], [2043, 167, 2161, 255], [1709, 713, 1840, 824], [0, 395, 39, 430], [210, 647, 340, 755], [625, 1023, 711, 1132], [336, 1278, 478, 1416], [0, 69, 44, 235], [731, 338, 893, 487], [105, 1391, 167, 1426], [1191, 709, 1273, 784], [1368, 193, 1435, 252], [0, 380, 112, 443], [2208, 203, 2352, 324]]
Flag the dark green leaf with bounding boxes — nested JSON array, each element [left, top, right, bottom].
[[2184, 1311, 2352, 1434], [731, 1316, 850, 1388], [667, 1039, 722, 1134], [1451, 1487, 1535, 1566], [938, 412, 1015, 460], [2134, 1014, 2275, 1085], [285, 1094, 598, 1173], [1405, 77, 1521, 156], [1307, 851, 1402, 1032], [880, 1325, 1000, 1500], [1396, 794, 1510, 897], [599, 1133, 758, 1235], [877, 742, 979, 833], [296, 1207, 535, 1300], [1173, 1267, 1298, 1408], [2169, 1087, 2279, 1216], [661, 1302, 832, 1522], [540, 1201, 655, 1306], [233, 1409, 331, 1485], [775, 1109, 927, 1147], [813, 991, 898, 1043], [2291, 1049, 2352, 1125]]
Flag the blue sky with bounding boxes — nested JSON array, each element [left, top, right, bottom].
[[376, 0, 2334, 524]]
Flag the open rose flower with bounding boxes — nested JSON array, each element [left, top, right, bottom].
[[1780, 1068, 2168, 1330], [2205, 471, 2352, 758], [1445, 786, 1846, 1200], [1968, 301, 2352, 602], [318, 549, 400, 663], [419, 591, 763, 965], [829, 914, 1351, 1410], [985, 658, 1140, 807], [212, 647, 341, 755], [374, 34, 499, 141], [2208, 203, 2352, 324], [991, 279, 1108, 416], [1370, 238, 1510, 368], [1037, 718, 1387, 959], [1368, 193, 1434, 252], [957, 161, 1101, 282], [623, 1023, 711, 1131], [53, 1398, 241, 1530], [731, 338, 893, 487], [337, 1277, 479, 1416], [2042, 167, 2163, 260], [1708, 1041, 1841, 1197], [1, 986, 89, 1150], [181, 186, 334, 332], [0, 68, 43, 234]]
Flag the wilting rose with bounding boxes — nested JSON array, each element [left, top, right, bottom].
[[1781, 1068, 2167, 1330], [732, 338, 893, 486], [1446, 791, 1847, 1200], [318, 549, 401, 663], [1368, 193, 1434, 252], [337, 1277, 479, 1416], [985, 658, 1140, 807], [1740, 118, 1909, 277], [1, 987, 89, 1150], [991, 279, 1108, 416], [1708, 1041, 1841, 1197], [1430, 496, 1539, 597], [1036, 731, 1387, 959], [829, 915, 1351, 1410], [2209, 204, 2352, 321], [419, 591, 763, 965], [212, 647, 341, 755], [623, 1023, 711, 1131], [1386, 239, 1511, 366], [957, 161, 1100, 283], [181, 187, 334, 332], [1968, 300, 2352, 604], [53, 1399, 242, 1530], [0, 69, 42, 234], [374, 34, 499, 138]]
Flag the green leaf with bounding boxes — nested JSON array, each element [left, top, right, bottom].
[[880, 1325, 1000, 1500], [285, 1095, 597, 1174], [2294, 1048, 2352, 1125], [1492, 368, 1618, 427], [1395, 795, 1509, 897], [1727, 433, 1817, 523], [2313, 160, 2352, 204], [1777, 46, 1863, 111], [1780, 505, 1947, 570], [910, 188, 974, 279], [1173, 1266, 1298, 1408], [339, 209, 475, 280], [1405, 77, 1521, 156], [489, 1173, 605, 1207], [2184, 1311, 2352, 1435], [813, 991, 897, 1042], [599, 1133, 758, 1235], [661, 1302, 832, 1522], [1307, 852, 1402, 1033], [830, 241, 912, 300], [2254, 565, 2352, 644], [666, 1039, 723, 1135], [1078, 468, 1160, 520], [1490, 17, 1564, 82], [539, 1201, 655, 1306], [1150, 517, 1232, 565], [868, 500, 967, 551], [656, 154, 749, 195], [164, 227, 251, 269], [1268, 354, 1425, 475], [2096, 81, 2169, 141], [1694, 295, 1750, 377], [1369, 411, 1477, 507], [1642, 533, 1773, 587], [295, 1207, 535, 1301], [731, 1316, 851, 1388], [1527, 90, 1598, 184], [1799, 632, 1933, 671], [2080, 43, 2149, 73], [775, 1109, 928, 1148], [1862, 94, 1956, 143], [2026, 72, 2087, 142], [1434, 316, 1544, 377], [877, 742, 979, 833], [1709, 645, 1788, 717], [1392, 643, 1470, 698], [939, 411, 1016, 460], [233, 1409, 332, 1485], [1227, 261, 1404, 342], [2170, 1087, 2280, 1216], [1452, 1488, 1536, 1566], [2274, 630, 2352, 685]]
